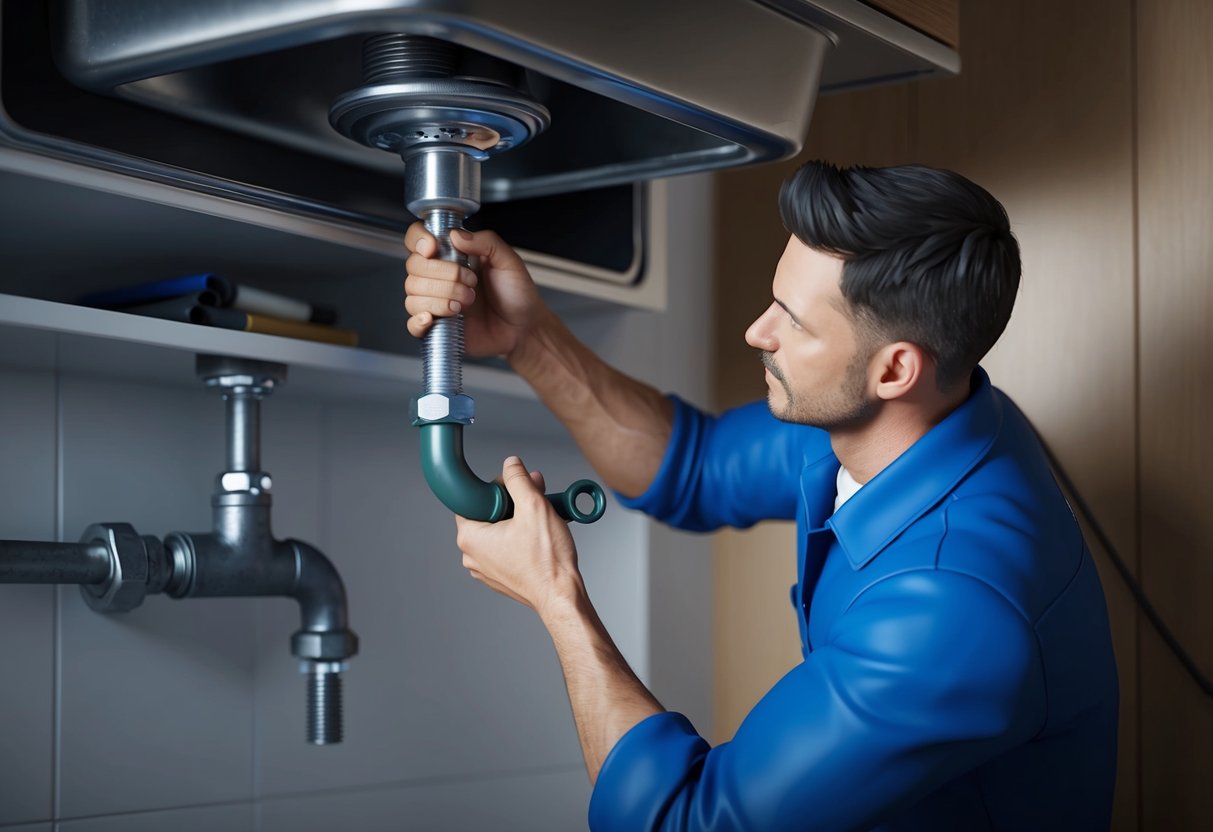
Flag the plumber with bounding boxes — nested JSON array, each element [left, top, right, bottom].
[[402, 161, 1119, 831]]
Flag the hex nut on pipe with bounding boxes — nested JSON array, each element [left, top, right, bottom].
[[411, 393, 475, 426], [292, 630, 360, 661], [78, 522, 152, 613]]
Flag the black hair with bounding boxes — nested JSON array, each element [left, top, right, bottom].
[[778, 162, 1021, 390]]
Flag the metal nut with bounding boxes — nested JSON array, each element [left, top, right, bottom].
[[196, 355, 287, 391], [218, 472, 273, 494], [221, 472, 253, 492], [78, 522, 150, 613], [410, 393, 475, 425], [292, 629, 360, 661], [416, 393, 450, 421]]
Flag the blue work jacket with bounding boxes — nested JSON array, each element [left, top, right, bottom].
[[590, 368, 1118, 831]]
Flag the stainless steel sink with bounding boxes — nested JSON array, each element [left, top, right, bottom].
[[1, 0, 956, 240]]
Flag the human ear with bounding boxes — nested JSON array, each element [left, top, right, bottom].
[[873, 342, 925, 401]]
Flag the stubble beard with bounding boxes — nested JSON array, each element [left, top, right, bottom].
[[762, 349, 876, 431]]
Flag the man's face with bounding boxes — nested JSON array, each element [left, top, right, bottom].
[[744, 236, 876, 429]]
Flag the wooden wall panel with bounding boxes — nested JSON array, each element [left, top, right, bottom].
[[712, 524, 801, 741], [864, 0, 960, 48], [1136, 0, 1213, 827], [913, 3, 1140, 824]]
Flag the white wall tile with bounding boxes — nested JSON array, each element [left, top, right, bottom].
[[57, 376, 256, 817], [0, 368, 57, 825], [558, 174, 716, 717], [647, 522, 714, 732], [0, 368, 56, 538], [254, 405, 597, 796], [257, 765, 589, 832], [57, 802, 253, 832]]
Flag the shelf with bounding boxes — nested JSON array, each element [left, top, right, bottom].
[[0, 148, 666, 314], [0, 293, 560, 435]]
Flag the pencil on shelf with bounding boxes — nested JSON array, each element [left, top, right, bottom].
[[205, 307, 359, 347]]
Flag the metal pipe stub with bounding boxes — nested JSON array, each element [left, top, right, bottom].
[[196, 354, 285, 510], [404, 150, 480, 218]]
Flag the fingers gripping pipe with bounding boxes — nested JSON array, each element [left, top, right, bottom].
[[336, 34, 606, 524]]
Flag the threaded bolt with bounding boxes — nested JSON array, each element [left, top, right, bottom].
[[425, 209, 468, 263], [422, 208, 467, 396], [362, 34, 457, 84], [307, 667, 343, 745]]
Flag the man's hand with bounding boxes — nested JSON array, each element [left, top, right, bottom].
[[404, 224, 545, 359], [454, 456, 664, 784], [454, 456, 584, 616]]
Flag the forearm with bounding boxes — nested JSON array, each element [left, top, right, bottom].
[[508, 306, 674, 498], [540, 582, 664, 784]]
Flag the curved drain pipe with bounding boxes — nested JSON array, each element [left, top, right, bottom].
[[419, 423, 606, 523]]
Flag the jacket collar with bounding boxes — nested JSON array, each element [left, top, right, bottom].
[[803, 367, 1003, 570]]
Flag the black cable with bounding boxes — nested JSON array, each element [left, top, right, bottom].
[[1025, 417, 1213, 700]]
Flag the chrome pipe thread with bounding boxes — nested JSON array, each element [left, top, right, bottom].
[[426, 208, 468, 263], [307, 665, 344, 745], [362, 34, 457, 84], [422, 208, 467, 396]]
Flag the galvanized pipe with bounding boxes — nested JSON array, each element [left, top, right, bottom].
[[0, 540, 111, 584]]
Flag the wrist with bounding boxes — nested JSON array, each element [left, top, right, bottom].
[[506, 304, 559, 373], [537, 573, 591, 627]]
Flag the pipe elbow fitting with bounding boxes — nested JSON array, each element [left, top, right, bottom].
[[418, 423, 606, 524], [418, 423, 510, 521], [288, 540, 358, 662]]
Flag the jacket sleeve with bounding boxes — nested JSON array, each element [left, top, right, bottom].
[[588, 570, 1047, 831], [615, 396, 830, 531]]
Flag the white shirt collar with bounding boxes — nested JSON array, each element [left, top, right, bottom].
[[834, 465, 863, 513]]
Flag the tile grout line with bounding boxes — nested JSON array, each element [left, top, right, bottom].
[[255, 760, 588, 805], [45, 796, 255, 827], [34, 760, 587, 825], [52, 336, 63, 824], [316, 399, 331, 603], [249, 401, 259, 828]]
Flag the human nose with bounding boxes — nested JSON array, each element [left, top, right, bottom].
[[745, 303, 780, 351]]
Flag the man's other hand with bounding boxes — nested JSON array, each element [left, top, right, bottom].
[[404, 224, 545, 359], [454, 456, 584, 616]]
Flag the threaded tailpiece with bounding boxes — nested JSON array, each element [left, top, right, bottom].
[[422, 209, 467, 396], [307, 669, 343, 745], [426, 209, 468, 263], [363, 34, 457, 84]]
